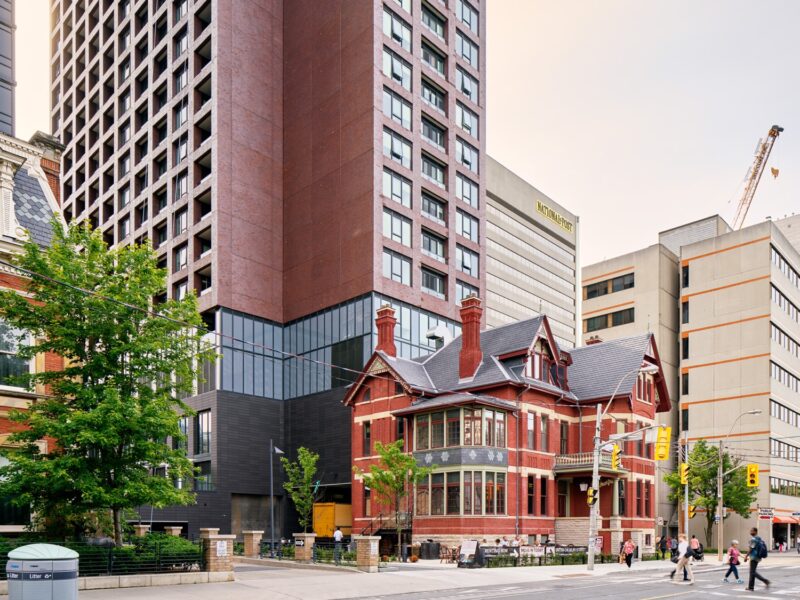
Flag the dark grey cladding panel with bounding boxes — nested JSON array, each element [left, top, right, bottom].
[[13, 167, 55, 247], [413, 447, 509, 468]]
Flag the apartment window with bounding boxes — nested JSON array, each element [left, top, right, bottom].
[[456, 67, 479, 101], [421, 117, 446, 150], [456, 280, 478, 303], [382, 208, 411, 247], [195, 410, 211, 454], [456, 209, 479, 242], [421, 264, 446, 298], [611, 273, 634, 292], [421, 193, 446, 223], [682, 336, 689, 360], [383, 128, 412, 169], [175, 0, 188, 21], [456, 245, 479, 277], [174, 29, 188, 57], [174, 171, 188, 199], [421, 154, 446, 187], [119, 59, 131, 81], [681, 300, 689, 324], [456, 138, 479, 173], [611, 307, 634, 326], [0, 321, 30, 388], [540, 478, 548, 516], [584, 315, 607, 333], [446, 472, 460, 515], [416, 414, 430, 450], [457, 0, 479, 34], [194, 461, 213, 491], [382, 48, 412, 91], [363, 422, 371, 456], [682, 265, 689, 288], [431, 473, 445, 515], [421, 5, 446, 39], [382, 168, 412, 208], [383, 8, 411, 51], [540, 415, 549, 450], [681, 408, 688, 431], [456, 31, 479, 69], [681, 372, 689, 396], [119, 217, 131, 240], [118, 185, 131, 208], [456, 173, 479, 208], [174, 208, 188, 235], [527, 475, 535, 514], [422, 230, 446, 262], [383, 88, 412, 130], [136, 202, 149, 226], [456, 102, 479, 138], [174, 279, 188, 300], [119, 154, 131, 176], [421, 79, 446, 113], [382, 248, 411, 286], [560, 421, 569, 454], [174, 244, 188, 271], [174, 134, 188, 165], [173, 415, 189, 451], [174, 62, 189, 92], [391, 0, 411, 13], [585, 280, 609, 299], [421, 41, 445, 76], [174, 97, 189, 128], [120, 91, 131, 114]]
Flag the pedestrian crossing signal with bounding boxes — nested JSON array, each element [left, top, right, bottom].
[[680, 463, 689, 485], [654, 426, 671, 461], [746, 464, 759, 488], [611, 444, 621, 471], [587, 487, 597, 506]]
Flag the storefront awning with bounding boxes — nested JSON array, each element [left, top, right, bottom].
[[772, 515, 797, 524]]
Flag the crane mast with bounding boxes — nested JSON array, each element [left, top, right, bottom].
[[732, 124, 784, 230]]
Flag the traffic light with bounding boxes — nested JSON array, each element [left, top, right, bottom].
[[587, 487, 598, 506], [654, 426, 671, 461], [688, 505, 696, 519], [611, 444, 621, 471], [747, 464, 759, 487], [680, 463, 689, 485]]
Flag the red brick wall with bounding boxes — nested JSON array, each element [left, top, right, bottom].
[[40, 158, 61, 206]]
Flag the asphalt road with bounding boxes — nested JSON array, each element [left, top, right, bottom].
[[339, 562, 800, 600]]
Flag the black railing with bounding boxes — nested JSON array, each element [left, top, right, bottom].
[[312, 541, 356, 566], [0, 535, 203, 579], [361, 513, 384, 536]]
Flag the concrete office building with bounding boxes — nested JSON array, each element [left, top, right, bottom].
[[680, 213, 800, 548], [581, 216, 731, 534], [0, 0, 13, 135], [50, 0, 485, 537], [485, 157, 579, 349]]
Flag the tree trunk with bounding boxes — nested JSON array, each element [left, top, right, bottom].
[[396, 496, 402, 561], [113, 508, 123, 547], [705, 515, 713, 548]]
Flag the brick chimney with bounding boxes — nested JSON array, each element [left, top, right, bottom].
[[375, 304, 397, 357], [586, 335, 603, 345], [459, 295, 483, 379]]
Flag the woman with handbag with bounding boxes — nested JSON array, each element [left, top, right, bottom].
[[723, 540, 744, 584]]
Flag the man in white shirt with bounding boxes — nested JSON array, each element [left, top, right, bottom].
[[669, 534, 694, 584], [333, 527, 344, 564]]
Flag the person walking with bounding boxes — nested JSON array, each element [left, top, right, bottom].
[[669, 534, 694, 584], [658, 536, 667, 560], [743, 527, 770, 591], [723, 540, 744, 584], [622, 538, 635, 568], [670, 536, 678, 560], [333, 526, 344, 565], [796, 534, 800, 554]]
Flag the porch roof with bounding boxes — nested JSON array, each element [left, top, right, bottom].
[[390, 393, 518, 417]]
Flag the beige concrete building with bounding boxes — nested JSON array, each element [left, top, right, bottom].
[[582, 242, 681, 533], [485, 157, 579, 348], [680, 213, 800, 548]]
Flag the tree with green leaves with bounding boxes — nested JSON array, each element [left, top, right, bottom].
[[354, 440, 434, 560], [0, 221, 215, 546], [280, 446, 320, 533], [664, 439, 758, 546]]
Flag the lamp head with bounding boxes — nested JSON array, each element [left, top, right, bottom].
[[639, 364, 659, 376]]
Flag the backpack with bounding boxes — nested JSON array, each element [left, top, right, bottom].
[[756, 538, 768, 560]]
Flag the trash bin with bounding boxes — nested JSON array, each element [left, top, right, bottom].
[[6, 543, 79, 600]]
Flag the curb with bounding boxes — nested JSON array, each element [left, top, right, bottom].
[[234, 557, 363, 574]]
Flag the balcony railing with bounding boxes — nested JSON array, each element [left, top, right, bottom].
[[553, 452, 618, 473]]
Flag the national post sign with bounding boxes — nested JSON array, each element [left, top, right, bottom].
[[536, 200, 574, 234]]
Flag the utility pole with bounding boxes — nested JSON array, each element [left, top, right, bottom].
[[717, 440, 724, 563], [683, 430, 689, 537], [270, 438, 275, 557], [587, 403, 602, 571]]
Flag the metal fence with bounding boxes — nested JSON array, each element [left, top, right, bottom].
[[312, 541, 356, 566], [0, 536, 204, 579]]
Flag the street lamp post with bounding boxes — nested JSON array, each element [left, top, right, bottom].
[[587, 363, 660, 571], [269, 439, 284, 557], [716, 409, 762, 562]]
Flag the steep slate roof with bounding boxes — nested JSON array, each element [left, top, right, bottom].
[[567, 334, 652, 401], [13, 167, 55, 247]]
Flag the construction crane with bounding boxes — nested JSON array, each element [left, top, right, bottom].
[[732, 124, 784, 230]]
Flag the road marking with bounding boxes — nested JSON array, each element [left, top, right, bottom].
[[499, 587, 520, 591], [639, 591, 695, 600]]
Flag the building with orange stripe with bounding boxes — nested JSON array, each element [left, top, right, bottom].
[[679, 212, 800, 548]]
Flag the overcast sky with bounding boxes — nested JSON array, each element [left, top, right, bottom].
[[17, 1, 800, 265]]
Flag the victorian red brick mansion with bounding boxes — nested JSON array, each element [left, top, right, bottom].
[[344, 296, 670, 554]]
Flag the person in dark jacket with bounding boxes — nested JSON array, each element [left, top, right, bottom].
[[743, 527, 770, 591]]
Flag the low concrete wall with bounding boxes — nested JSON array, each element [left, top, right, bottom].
[[0, 571, 234, 596]]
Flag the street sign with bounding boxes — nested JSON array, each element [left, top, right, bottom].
[[714, 515, 720, 523], [657, 517, 664, 526], [758, 507, 773, 520], [595, 537, 603, 551], [792, 512, 800, 517]]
